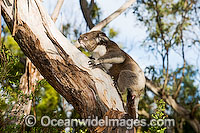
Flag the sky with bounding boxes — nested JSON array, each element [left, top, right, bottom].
[[42, 0, 200, 87], [42, 0, 155, 69]]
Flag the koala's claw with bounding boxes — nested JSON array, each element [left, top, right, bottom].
[[88, 60, 97, 69], [113, 81, 118, 88], [89, 56, 95, 60], [88, 60, 102, 69], [88, 60, 95, 66]]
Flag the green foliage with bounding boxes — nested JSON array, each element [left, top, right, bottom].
[[133, 0, 200, 132], [35, 80, 61, 118], [134, 0, 198, 52], [0, 26, 24, 83], [69, 128, 88, 133], [0, 26, 25, 132], [152, 100, 166, 121], [108, 28, 118, 38], [0, 27, 24, 119], [0, 25, 67, 132], [145, 99, 167, 133], [0, 44, 23, 85]]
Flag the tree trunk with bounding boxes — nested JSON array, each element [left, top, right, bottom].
[[1, 0, 124, 122]]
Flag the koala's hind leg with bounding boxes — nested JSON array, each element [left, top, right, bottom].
[[117, 70, 138, 94], [117, 70, 142, 119]]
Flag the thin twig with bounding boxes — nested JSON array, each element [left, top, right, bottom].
[[153, 0, 169, 94], [173, 30, 186, 99], [162, 50, 169, 95]]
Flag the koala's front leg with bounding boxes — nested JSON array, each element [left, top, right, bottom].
[[88, 58, 102, 69], [88, 58, 109, 73], [97, 51, 126, 64]]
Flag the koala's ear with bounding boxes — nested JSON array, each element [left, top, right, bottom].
[[96, 32, 109, 43]]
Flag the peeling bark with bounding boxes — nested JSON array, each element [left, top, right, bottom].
[[1, 0, 124, 124], [10, 0, 65, 124], [10, 59, 43, 124]]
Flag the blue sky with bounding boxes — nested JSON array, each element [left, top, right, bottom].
[[43, 0, 154, 69], [43, 0, 200, 88]]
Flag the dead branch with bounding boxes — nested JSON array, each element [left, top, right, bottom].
[[91, 0, 136, 31], [12, 0, 17, 36], [10, 59, 43, 124], [51, 0, 64, 23]]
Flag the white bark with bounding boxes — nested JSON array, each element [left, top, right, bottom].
[[51, 0, 64, 22], [2, 0, 124, 113]]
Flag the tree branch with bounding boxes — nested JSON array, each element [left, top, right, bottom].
[[91, 0, 136, 31], [145, 77, 200, 132], [192, 104, 200, 118], [51, 0, 64, 23], [79, 0, 95, 29], [173, 28, 186, 99]]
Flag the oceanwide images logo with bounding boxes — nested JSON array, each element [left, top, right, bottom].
[[25, 115, 175, 129], [25, 115, 36, 127]]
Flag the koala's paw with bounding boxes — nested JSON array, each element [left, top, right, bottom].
[[88, 59, 95, 66], [88, 59, 96, 67], [88, 59, 102, 69]]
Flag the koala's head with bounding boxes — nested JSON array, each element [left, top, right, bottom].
[[77, 31, 109, 52]]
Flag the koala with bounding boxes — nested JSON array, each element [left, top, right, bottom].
[[76, 31, 146, 118]]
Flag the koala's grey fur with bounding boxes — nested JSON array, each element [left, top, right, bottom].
[[77, 31, 146, 118]]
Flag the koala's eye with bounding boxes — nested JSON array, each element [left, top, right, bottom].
[[83, 36, 88, 40]]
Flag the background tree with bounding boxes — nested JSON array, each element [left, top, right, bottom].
[[133, 0, 200, 132]]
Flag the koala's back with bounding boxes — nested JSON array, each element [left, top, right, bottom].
[[107, 42, 143, 82]]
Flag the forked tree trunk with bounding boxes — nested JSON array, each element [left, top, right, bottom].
[[1, 0, 124, 122]]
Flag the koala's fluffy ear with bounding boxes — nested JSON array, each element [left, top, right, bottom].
[[96, 32, 109, 43]]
